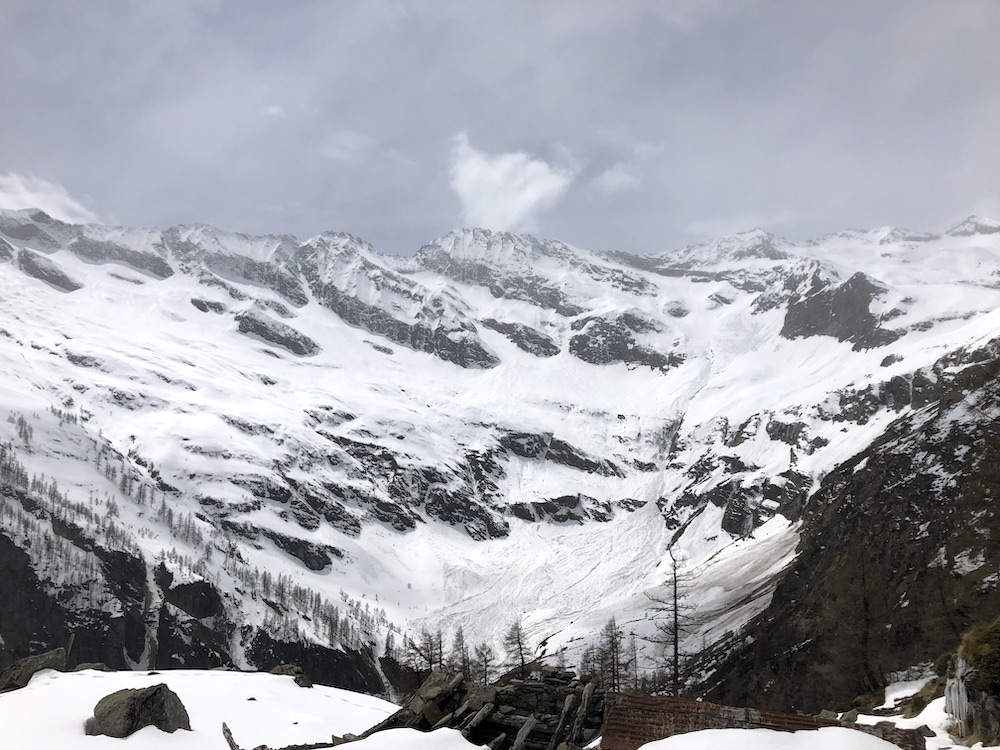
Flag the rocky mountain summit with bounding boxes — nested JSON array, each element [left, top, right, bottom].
[[1, 207, 1000, 708]]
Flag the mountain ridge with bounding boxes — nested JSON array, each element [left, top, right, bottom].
[[1, 206, 999, 707]]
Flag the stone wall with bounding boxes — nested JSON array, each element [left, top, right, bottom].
[[601, 694, 925, 750]]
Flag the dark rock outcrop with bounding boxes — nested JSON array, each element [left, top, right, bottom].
[[569, 314, 682, 371], [191, 297, 227, 313], [293, 239, 500, 370], [481, 318, 560, 357], [781, 272, 902, 350], [154, 563, 223, 620], [87, 683, 191, 738], [498, 431, 624, 478], [0, 213, 61, 249], [701, 352, 1000, 712], [16, 249, 82, 292], [236, 310, 319, 356], [203, 252, 308, 307], [246, 631, 384, 695], [0, 647, 66, 691], [67, 236, 174, 279]]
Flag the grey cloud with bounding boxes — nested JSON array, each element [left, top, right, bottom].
[[0, 0, 998, 255]]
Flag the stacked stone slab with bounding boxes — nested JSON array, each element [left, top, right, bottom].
[[361, 666, 604, 750]]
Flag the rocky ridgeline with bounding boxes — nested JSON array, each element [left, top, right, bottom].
[[359, 666, 604, 750]]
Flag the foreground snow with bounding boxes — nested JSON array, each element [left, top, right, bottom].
[[638, 727, 900, 749], [0, 668, 484, 749], [6, 666, 1000, 750], [634, 673, 1000, 750]]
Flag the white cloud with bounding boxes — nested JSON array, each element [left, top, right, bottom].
[[449, 133, 575, 232], [261, 104, 286, 119], [592, 163, 641, 195], [0, 172, 100, 224], [320, 131, 374, 162]]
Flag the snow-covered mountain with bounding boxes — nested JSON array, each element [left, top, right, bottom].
[[2, 207, 1000, 707]]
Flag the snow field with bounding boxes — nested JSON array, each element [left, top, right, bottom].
[[0, 668, 485, 750]]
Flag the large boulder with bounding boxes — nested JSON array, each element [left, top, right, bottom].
[[87, 683, 191, 738], [0, 647, 66, 691]]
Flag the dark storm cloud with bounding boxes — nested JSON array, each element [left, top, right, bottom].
[[1, 1, 998, 255]]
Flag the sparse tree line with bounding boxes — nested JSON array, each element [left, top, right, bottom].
[[397, 618, 535, 686], [1, 411, 406, 660], [5, 410, 705, 692]]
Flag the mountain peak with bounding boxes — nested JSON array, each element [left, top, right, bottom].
[[659, 227, 789, 267], [416, 227, 580, 270], [947, 215, 1000, 237]]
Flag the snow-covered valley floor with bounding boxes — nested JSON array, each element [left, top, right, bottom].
[[1, 667, 996, 750]]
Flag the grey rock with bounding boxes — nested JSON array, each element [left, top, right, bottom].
[[236, 310, 319, 356], [88, 683, 191, 738], [0, 648, 66, 691], [480, 318, 560, 357], [17, 249, 82, 292]]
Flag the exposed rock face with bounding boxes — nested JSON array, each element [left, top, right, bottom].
[[191, 297, 227, 313], [154, 563, 223, 620], [0, 489, 386, 694], [702, 351, 1000, 712], [481, 318, 560, 357], [781, 272, 902, 350], [498, 431, 624, 478], [87, 683, 191, 738], [0, 212, 61, 249], [0, 507, 147, 672], [236, 310, 319, 356], [294, 234, 501, 370], [67, 236, 174, 279], [0, 647, 66, 691], [415, 230, 590, 317], [246, 632, 384, 695], [16, 248, 82, 291], [362, 668, 604, 750], [568, 313, 682, 371]]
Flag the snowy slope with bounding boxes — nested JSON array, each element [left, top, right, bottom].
[[2, 207, 1000, 687], [0, 668, 479, 750]]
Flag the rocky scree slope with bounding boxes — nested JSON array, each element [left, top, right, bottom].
[[1, 208, 1000, 703]]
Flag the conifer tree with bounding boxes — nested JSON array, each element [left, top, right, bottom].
[[472, 642, 496, 685], [448, 625, 471, 678], [503, 617, 532, 678], [645, 548, 698, 696]]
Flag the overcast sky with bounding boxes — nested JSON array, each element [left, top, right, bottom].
[[1, 1, 998, 255]]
